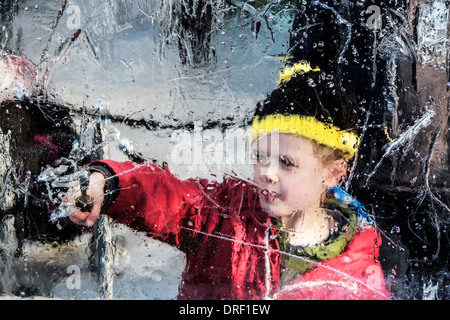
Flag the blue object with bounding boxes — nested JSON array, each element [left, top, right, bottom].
[[13, 83, 30, 100], [328, 186, 372, 222]]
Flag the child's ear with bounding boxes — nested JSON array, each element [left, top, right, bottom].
[[325, 159, 348, 188]]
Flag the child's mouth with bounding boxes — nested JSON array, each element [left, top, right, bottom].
[[260, 189, 281, 202]]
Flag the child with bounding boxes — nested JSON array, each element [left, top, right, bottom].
[[66, 61, 389, 300]]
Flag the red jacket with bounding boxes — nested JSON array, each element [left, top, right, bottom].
[[92, 160, 389, 300]]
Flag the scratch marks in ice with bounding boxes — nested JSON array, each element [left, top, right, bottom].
[[363, 109, 436, 186]]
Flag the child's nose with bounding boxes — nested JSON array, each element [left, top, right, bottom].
[[264, 174, 279, 185], [262, 163, 279, 184]]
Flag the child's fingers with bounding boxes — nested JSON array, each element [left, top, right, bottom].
[[69, 197, 102, 226], [62, 183, 84, 223], [69, 209, 90, 225], [84, 197, 102, 227], [66, 172, 106, 226], [68, 197, 101, 226]]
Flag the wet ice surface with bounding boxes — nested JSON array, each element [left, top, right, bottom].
[[0, 0, 449, 299], [0, 0, 286, 299]]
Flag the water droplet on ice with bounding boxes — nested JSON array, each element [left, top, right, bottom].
[[390, 226, 400, 234], [151, 270, 164, 282]]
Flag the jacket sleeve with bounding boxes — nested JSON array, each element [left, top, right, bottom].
[[88, 160, 207, 247]]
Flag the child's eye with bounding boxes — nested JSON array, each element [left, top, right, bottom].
[[280, 156, 295, 167], [257, 154, 268, 163], [252, 151, 268, 163]]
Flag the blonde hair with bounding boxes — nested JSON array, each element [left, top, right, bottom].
[[311, 140, 350, 166]]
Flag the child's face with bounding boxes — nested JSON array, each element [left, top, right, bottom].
[[252, 133, 341, 220]]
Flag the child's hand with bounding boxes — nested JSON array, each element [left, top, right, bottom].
[[66, 172, 106, 227]]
